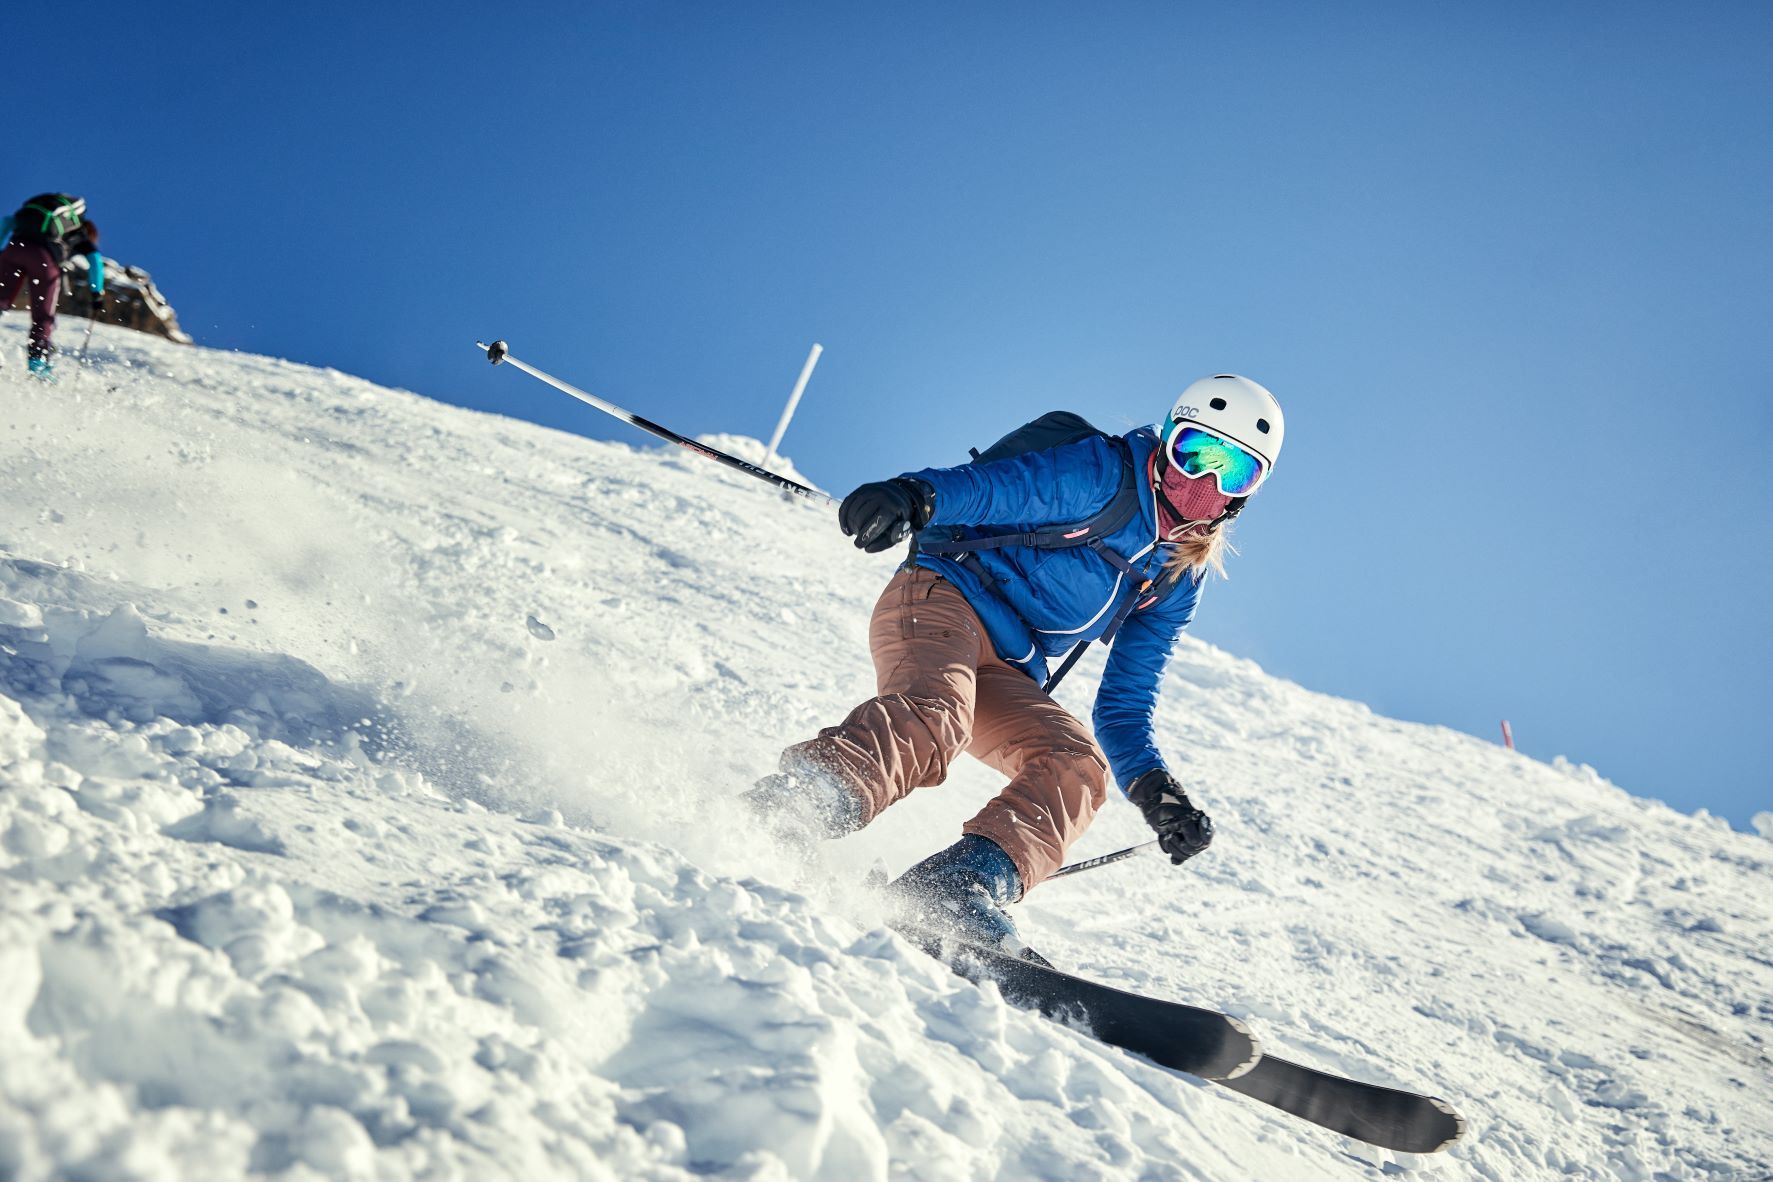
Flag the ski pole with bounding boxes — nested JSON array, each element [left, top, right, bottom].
[[475, 340, 834, 506], [66, 308, 100, 392], [1047, 839, 1159, 880]]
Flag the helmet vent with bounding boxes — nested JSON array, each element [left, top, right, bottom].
[[1213, 374, 1235, 379], [1210, 397, 1227, 410], [1256, 419, 1271, 433]]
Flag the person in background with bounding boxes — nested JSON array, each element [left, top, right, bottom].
[[1, 193, 104, 380], [745, 376, 1285, 960]]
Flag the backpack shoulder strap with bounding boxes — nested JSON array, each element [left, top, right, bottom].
[[1042, 553, 1193, 695]]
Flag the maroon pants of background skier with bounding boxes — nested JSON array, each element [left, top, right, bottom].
[[0, 241, 61, 358]]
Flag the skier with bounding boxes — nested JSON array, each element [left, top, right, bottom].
[[1, 193, 104, 379], [745, 376, 1285, 955]]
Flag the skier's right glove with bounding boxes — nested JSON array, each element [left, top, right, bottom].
[[1127, 769, 1214, 865], [839, 478, 935, 553]]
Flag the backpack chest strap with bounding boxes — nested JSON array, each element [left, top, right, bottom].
[[919, 525, 1101, 555]]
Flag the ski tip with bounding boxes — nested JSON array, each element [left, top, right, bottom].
[[479, 339, 508, 365], [1222, 1016, 1262, 1080], [1426, 1096, 1468, 1151]]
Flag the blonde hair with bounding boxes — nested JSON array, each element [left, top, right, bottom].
[[1162, 521, 1235, 582]]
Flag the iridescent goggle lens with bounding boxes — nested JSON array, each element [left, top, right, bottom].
[[1163, 425, 1267, 496]]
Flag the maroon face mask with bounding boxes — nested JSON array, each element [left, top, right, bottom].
[[1155, 461, 1234, 538]]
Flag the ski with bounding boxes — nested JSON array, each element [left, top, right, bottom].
[[1214, 1052, 1467, 1154], [898, 924, 1465, 1153], [895, 923, 1261, 1081]]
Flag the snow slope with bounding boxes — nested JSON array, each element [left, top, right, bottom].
[[2, 321, 1769, 1181]]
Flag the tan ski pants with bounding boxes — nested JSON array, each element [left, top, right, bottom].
[[781, 566, 1111, 889]]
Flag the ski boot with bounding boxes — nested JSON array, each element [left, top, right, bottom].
[[27, 354, 56, 383], [740, 763, 863, 856], [887, 835, 1047, 963]]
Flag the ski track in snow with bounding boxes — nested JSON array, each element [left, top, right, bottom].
[[1, 321, 1770, 1181]]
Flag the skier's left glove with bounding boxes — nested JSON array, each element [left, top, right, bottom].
[[1127, 769, 1214, 864], [839, 478, 934, 553]]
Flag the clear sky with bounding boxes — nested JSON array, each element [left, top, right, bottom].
[[24, 2, 1772, 827]]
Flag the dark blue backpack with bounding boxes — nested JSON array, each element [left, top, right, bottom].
[[916, 411, 1184, 693]]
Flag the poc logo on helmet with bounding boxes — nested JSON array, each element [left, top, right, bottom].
[[1172, 405, 1201, 420]]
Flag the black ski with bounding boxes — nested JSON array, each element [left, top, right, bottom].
[[899, 924, 1465, 1153], [896, 924, 1261, 1081], [1214, 1053, 1466, 1154]]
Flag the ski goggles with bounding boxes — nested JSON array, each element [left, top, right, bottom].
[[1161, 424, 1269, 497]]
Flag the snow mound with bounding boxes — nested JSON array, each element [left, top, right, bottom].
[[692, 432, 821, 492], [1, 320, 1769, 1181]]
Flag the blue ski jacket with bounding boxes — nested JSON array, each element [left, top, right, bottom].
[[902, 426, 1201, 793]]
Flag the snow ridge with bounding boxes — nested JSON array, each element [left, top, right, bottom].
[[2, 322, 1769, 1181]]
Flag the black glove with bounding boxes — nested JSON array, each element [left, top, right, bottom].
[[838, 478, 934, 553], [1127, 769, 1214, 864]]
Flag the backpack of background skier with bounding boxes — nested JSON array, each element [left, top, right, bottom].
[[10, 194, 87, 245]]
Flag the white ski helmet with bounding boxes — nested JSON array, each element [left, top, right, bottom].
[[1160, 374, 1284, 493]]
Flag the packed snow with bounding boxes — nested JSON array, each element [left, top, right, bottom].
[[1, 320, 1769, 1181]]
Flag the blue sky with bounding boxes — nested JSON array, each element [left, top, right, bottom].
[[27, 2, 1772, 827]]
